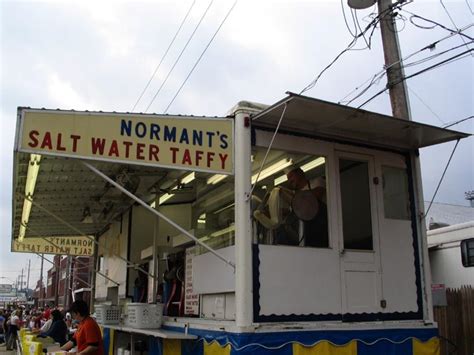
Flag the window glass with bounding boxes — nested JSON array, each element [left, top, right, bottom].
[[382, 166, 411, 220], [339, 159, 373, 250], [157, 146, 329, 254], [461, 238, 474, 267], [252, 147, 329, 248], [155, 169, 236, 256]]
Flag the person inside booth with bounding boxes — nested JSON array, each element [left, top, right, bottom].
[[253, 166, 328, 248]]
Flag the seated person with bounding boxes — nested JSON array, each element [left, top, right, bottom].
[[38, 309, 68, 346]]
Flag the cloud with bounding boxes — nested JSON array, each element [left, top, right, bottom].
[[47, 73, 92, 109]]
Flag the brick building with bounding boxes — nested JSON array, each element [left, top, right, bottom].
[[36, 255, 93, 309]]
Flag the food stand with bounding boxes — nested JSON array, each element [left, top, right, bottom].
[[11, 93, 469, 354]]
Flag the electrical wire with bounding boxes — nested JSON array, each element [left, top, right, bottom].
[[354, 8, 371, 48], [163, 0, 238, 113], [339, 24, 473, 105], [131, 0, 197, 112], [443, 115, 474, 128], [425, 139, 460, 217], [403, 40, 474, 68], [299, 0, 409, 95], [403, 9, 474, 41], [440, 0, 461, 33], [466, 0, 474, 15], [248, 103, 288, 199], [439, 0, 474, 57], [341, 0, 357, 39], [144, 0, 216, 113], [408, 86, 446, 125], [357, 48, 473, 109]]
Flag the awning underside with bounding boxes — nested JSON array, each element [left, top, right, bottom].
[[12, 152, 180, 239], [252, 93, 469, 151]]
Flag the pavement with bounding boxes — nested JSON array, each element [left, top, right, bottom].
[[0, 343, 15, 354]]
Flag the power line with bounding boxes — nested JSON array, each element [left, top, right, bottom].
[[163, 0, 238, 113], [403, 9, 474, 41], [465, 0, 474, 15], [408, 86, 445, 125], [443, 115, 474, 128], [425, 139, 460, 217], [357, 48, 473, 109], [341, 0, 357, 39], [144, 0, 216, 113], [299, 0, 409, 95], [403, 40, 473, 68], [131, 0, 197, 112], [343, 39, 469, 106], [439, 0, 474, 57]]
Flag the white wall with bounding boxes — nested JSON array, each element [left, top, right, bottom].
[[257, 245, 341, 316], [127, 203, 193, 294], [95, 213, 129, 299], [428, 223, 474, 289]]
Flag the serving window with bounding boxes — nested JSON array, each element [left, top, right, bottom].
[[251, 146, 329, 248]]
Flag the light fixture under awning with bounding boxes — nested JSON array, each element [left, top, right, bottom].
[[252, 93, 470, 151]]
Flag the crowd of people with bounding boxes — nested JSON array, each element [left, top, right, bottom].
[[0, 300, 103, 354]]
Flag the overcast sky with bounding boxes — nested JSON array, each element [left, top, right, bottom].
[[1, 0, 472, 288]]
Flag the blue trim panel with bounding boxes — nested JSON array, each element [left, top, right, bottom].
[[163, 325, 438, 349], [405, 151, 424, 320]]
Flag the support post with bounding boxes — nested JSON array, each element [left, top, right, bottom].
[[234, 110, 253, 330], [378, 0, 434, 321], [27, 259, 30, 297], [151, 216, 159, 303], [39, 255, 44, 306]]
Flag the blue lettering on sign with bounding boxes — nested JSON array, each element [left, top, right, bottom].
[[121, 120, 132, 136], [180, 129, 189, 144], [135, 122, 147, 138], [220, 134, 228, 149], [119, 119, 229, 151], [193, 130, 203, 146], [164, 126, 176, 142], [150, 124, 160, 140]]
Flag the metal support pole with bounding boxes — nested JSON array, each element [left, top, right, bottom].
[[39, 255, 44, 306], [27, 259, 31, 297], [82, 161, 235, 270], [151, 216, 159, 303], [378, 0, 434, 322], [234, 110, 253, 330], [64, 256, 71, 309]]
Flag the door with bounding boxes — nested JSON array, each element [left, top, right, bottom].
[[336, 152, 383, 316]]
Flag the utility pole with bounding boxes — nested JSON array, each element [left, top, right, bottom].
[[20, 268, 24, 292], [378, 0, 411, 120], [64, 256, 71, 309], [27, 259, 31, 297], [377, 0, 434, 322], [39, 254, 44, 306]]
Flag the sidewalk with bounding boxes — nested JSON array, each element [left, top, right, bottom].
[[0, 343, 16, 354]]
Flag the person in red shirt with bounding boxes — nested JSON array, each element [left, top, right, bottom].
[[42, 305, 51, 321], [61, 300, 103, 355]]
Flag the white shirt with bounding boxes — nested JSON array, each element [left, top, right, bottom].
[[10, 315, 20, 326], [40, 318, 52, 332]]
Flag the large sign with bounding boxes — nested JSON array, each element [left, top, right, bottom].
[[0, 284, 12, 293], [12, 236, 95, 256], [17, 109, 234, 174]]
